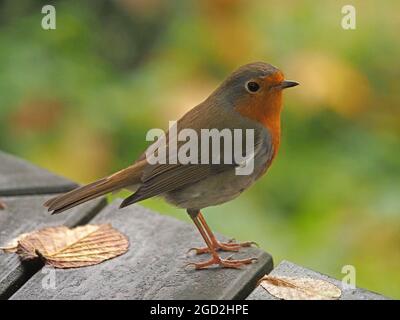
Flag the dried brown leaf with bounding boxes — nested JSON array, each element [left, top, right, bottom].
[[0, 232, 31, 253], [1, 224, 129, 268], [0, 199, 6, 210], [260, 275, 342, 300]]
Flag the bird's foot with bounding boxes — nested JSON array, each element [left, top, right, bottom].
[[187, 239, 258, 255], [186, 255, 258, 270]]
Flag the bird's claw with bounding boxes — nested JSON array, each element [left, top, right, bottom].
[[187, 247, 211, 255], [185, 256, 258, 270], [187, 240, 258, 255], [226, 255, 258, 263]]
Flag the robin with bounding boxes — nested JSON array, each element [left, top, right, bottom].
[[45, 62, 298, 269]]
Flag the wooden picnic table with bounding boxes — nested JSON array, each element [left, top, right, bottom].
[[0, 151, 388, 300]]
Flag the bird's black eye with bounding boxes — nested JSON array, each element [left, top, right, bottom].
[[246, 81, 260, 93]]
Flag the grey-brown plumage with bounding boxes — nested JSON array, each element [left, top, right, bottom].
[[45, 62, 298, 269]]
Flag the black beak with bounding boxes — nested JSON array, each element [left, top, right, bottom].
[[281, 80, 299, 89]]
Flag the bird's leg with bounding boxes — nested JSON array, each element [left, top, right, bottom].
[[0, 198, 6, 210], [188, 212, 257, 255], [186, 210, 257, 269]]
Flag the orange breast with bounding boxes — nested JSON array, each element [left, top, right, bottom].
[[235, 91, 282, 162]]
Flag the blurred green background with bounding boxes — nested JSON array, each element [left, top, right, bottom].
[[0, 0, 399, 298]]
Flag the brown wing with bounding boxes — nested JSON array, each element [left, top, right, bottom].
[[120, 162, 235, 208], [121, 102, 230, 207], [120, 99, 269, 208]]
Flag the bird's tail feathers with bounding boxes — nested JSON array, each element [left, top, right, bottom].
[[44, 161, 145, 214]]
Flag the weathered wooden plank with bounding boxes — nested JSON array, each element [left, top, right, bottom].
[[0, 151, 77, 196], [11, 200, 273, 300], [246, 260, 389, 300], [0, 195, 106, 299]]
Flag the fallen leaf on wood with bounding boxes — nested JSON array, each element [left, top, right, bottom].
[[259, 275, 342, 300], [1, 224, 129, 268], [0, 199, 6, 210], [0, 232, 31, 253]]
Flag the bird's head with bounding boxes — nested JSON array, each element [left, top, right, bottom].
[[213, 62, 298, 125]]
